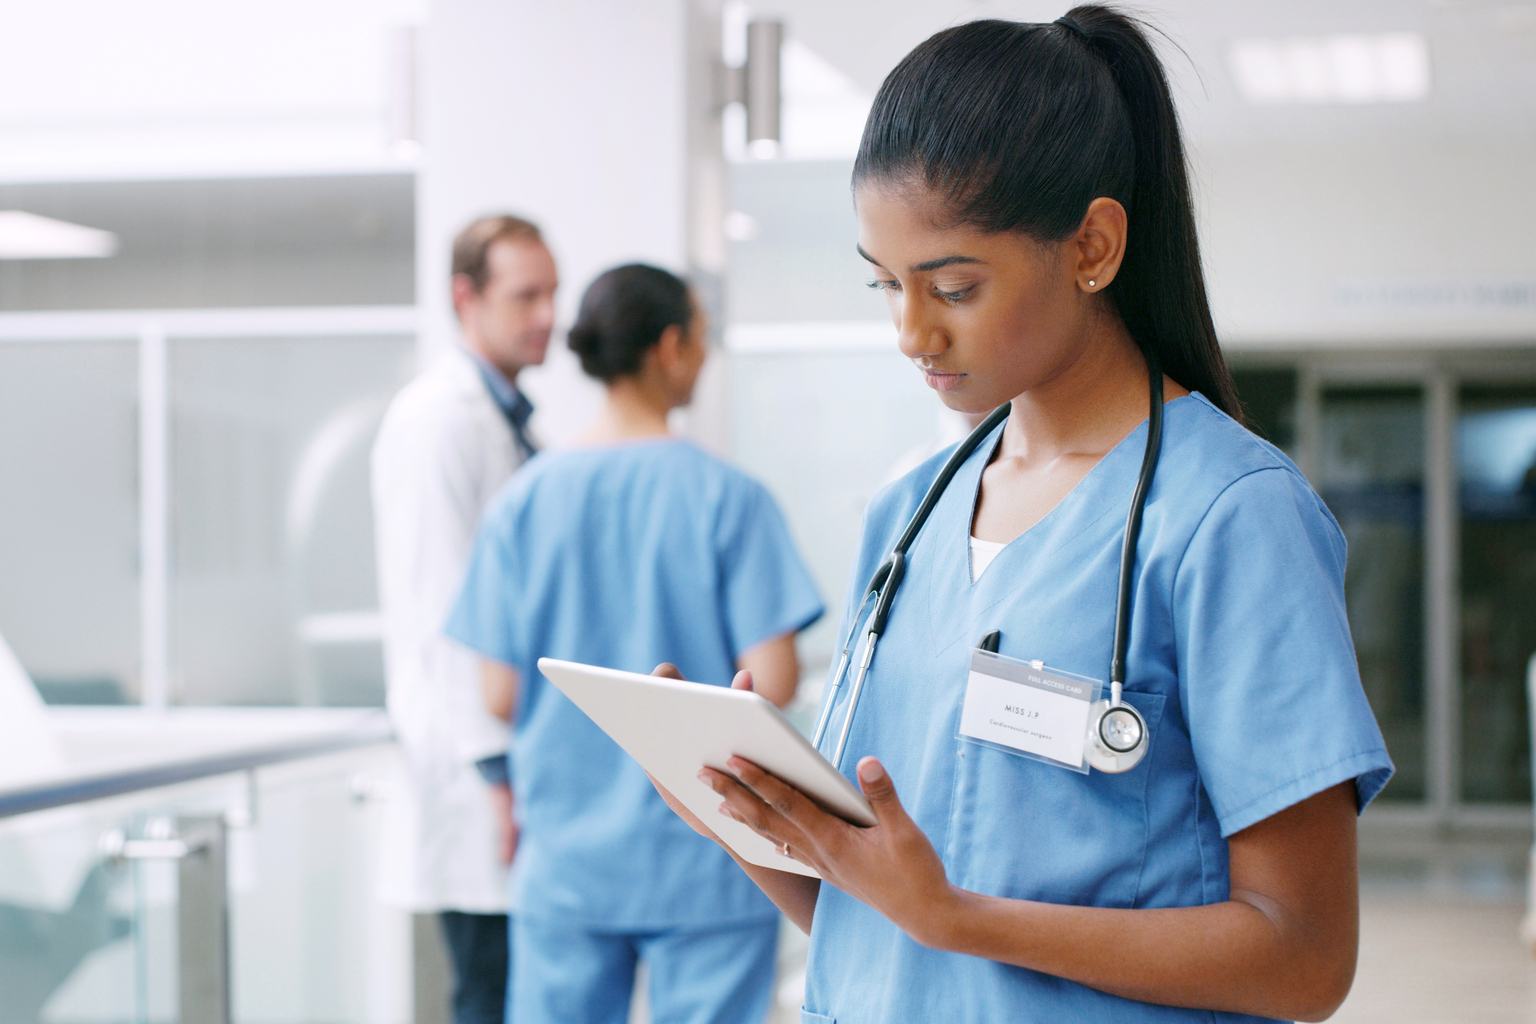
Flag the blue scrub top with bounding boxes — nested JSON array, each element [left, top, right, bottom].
[[801, 394, 1392, 1024], [446, 438, 824, 931]]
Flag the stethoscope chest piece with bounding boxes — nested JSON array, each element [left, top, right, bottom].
[[1086, 699, 1149, 773]]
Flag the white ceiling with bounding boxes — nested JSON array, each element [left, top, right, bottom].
[[762, 0, 1536, 149], [0, 0, 424, 182]]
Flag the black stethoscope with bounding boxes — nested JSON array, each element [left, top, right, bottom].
[[811, 354, 1165, 775]]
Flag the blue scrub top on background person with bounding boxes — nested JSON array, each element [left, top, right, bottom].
[[446, 437, 824, 930], [799, 394, 1393, 1024]]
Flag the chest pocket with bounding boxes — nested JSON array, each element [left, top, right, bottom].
[[944, 690, 1165, 908]]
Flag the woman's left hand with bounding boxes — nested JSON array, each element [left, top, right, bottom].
[[700, 754, 958, 947]]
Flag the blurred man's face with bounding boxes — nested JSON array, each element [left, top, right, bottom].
[[454, 238, 559, 379]]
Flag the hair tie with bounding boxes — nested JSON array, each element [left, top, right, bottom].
[[1054, 16, 1090, 43]]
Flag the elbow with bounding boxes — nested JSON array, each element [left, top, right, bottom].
[[1286, 957, 1356, 1022]]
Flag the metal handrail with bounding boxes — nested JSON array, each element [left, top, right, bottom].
[[0, 711, 395, 820]]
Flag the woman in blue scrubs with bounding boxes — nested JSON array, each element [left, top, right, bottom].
[[447, 264, 823, 1024], [658, 8, 1393, 1023]]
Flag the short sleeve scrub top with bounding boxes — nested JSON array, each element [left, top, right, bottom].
[[800, 394, 1393, 1024], [447, 438, 824, 931]]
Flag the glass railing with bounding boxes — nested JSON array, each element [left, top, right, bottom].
[[0, 708, 395, 1024]]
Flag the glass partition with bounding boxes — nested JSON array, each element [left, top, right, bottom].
[[0, 732, 401, 1024], [0, 805, 139, 1024], [168, 336, 414, 708], [0, 341, 140, 705], [1457, 384, 1536, 803], [1318, 386, 1426, 801], [729, 348, 944, 669]]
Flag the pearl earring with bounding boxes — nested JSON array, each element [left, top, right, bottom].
[[1087, 279, 1096, 288]]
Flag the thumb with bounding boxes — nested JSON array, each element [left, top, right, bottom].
[[856, 757, 906, 821], [731, 669, 754, 692], [652, 662, 684, 680]]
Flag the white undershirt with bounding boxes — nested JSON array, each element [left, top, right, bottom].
[[970, 535, 1007, 583]]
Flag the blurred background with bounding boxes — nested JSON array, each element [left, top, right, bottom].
[[1, 0, 1534, 1021]]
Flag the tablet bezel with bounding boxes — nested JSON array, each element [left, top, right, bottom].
[[537, 657, 875, 878]]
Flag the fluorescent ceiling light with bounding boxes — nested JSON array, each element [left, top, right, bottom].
[[1230, 33, 1430, 104], [0, 210, 119, 259]]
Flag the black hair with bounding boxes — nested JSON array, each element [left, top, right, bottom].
[[852, 5, 1242, 421], [567, 264, 694, 383]]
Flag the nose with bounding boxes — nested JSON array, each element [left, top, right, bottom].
[[533, 295, 557, 332], [894, 292, 945, 361]]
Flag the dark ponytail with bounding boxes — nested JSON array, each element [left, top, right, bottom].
[[567, 263, 693, 383], [852, 5, 1242, 421]]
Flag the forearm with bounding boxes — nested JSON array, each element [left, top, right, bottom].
[[736, 633, 799, 709], [704, 755, 1359, 1023], [481, 659, 518, 723], [719, 843, 821, 933], [927, 890, 1352, 1021]]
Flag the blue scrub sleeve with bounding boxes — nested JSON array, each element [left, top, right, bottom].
[[714, 480, 825, 655], [444, 516, 522, 667], [1174, 467, 1393, 837]]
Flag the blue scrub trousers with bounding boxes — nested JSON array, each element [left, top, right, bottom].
[[511, 916, 778, 1024]]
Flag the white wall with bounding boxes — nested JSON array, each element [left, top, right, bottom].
[[1197, 138, 1536, 349], [417, 0, 708, 446]]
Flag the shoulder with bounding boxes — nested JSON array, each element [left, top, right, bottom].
[[1155, 393, 1343, 560], [685, 441, 771, 493], [378, 352, 496, 443], [614, 440, 776, 502], [864, 426, 983, 548], [483, 449, 559, 515]]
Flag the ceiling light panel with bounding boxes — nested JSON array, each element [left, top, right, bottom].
[[0, 211, 119, 259], [1230, 33, 1431, 104]]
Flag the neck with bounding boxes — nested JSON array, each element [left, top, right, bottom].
[[464, 334, 519, 384], [1000, 318, 1155, 464], [577, 376, 673, 445]]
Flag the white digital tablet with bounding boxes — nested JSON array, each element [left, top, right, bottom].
[[538, 657, 876, 879]]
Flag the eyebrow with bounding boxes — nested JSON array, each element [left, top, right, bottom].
[[856, 245, 984, 273]]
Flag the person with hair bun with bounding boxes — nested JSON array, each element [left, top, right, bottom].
[[446, 263, 823, 1024], [653, 8, 1391, 1023]]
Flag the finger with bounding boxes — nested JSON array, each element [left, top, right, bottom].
[[652, 662, 684, 680], [699, 766, 800, 844], [855, 757, 909, 826], [726, 757, 819, 825], [720, 758, 836, 863], [731, 669, 754, 691]]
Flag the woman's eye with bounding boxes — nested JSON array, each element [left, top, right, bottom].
[[867, 279, 900, 292], [935, 286, 973, 305]]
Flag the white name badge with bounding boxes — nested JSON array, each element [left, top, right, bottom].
[[958, 649, 1101, 774]]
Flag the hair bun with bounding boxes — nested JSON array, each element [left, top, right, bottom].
[[567, 264, 693, 384]]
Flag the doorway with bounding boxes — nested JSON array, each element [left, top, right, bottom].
[[1231, 352, 1536, 824]]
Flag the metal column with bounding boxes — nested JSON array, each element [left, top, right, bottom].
[[176, 815, 230, 1024]]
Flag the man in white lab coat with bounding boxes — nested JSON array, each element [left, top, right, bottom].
[[371, 215, 557, 1024]]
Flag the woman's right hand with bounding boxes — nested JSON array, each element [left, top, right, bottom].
[[643, 661, 755, 843]]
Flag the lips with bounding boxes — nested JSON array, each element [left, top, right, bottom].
[[921, 368, 965, 392]]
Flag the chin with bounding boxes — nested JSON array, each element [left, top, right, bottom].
[[939, 393, 990, 416]]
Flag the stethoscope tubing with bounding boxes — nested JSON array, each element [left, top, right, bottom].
[[810, 403, 1010, 760], [1110, 360, 1163, 705], [812, 353, 1165, 770]]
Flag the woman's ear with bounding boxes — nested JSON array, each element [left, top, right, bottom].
[[1074, 197, 1129, 292], [654, 323, 685, 373]]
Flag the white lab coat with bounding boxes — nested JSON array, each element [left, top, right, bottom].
[[371, 347, 524, 913]]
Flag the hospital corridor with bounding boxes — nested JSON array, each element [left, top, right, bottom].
[[3, 1, 1536, 1022]]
